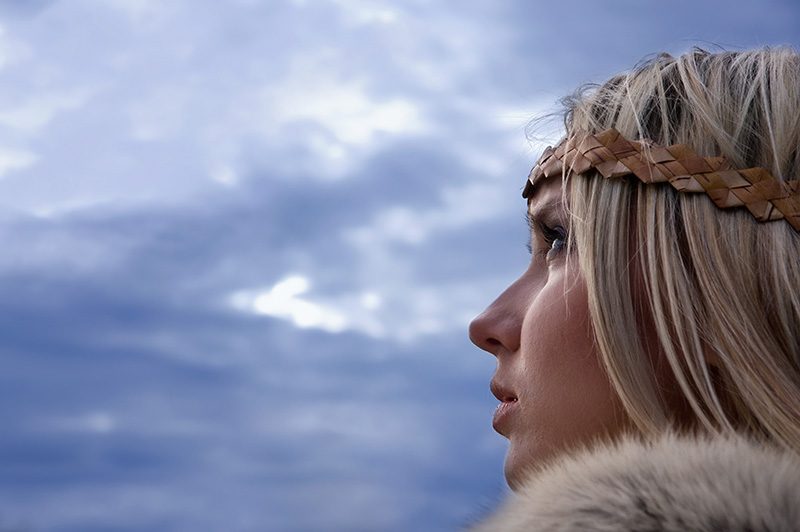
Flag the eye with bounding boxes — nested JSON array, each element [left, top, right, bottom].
[[540, 224, 567, 256], [526, 214, 571, 259], [526, 213, 568, 258]]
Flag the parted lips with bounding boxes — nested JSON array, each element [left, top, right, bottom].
[[523, 128, 800, 231]]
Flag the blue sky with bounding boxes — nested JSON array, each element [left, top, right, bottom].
[[0, 1, 798, 530]]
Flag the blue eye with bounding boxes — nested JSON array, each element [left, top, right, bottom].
[[541, 225, 567, 255], [525, 213, 569, 258]]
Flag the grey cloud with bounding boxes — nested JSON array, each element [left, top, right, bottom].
[[2, 0, 799, 530]]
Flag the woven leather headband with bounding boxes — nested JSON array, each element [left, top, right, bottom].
[[523, 128, 800, 231]]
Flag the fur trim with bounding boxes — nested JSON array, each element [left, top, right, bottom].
[[472, 434, 800, 531]]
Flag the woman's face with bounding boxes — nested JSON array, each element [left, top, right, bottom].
[[469, 176, 630, 490]]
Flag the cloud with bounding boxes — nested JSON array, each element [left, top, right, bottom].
[[1, 1, 799, 531], [50, 411, 117, 434], [230, 275, 388, 338], [343, 181, 511, 248], [0, 0, 56, 19], [234, 275, 349, 333], [0, 87, 97, 133], [0, 255, 502, 530], [268, 72, 425, 146], [293, 0, 400, 26], [89, 0, 178, 27], [0, 147, 37, 177]]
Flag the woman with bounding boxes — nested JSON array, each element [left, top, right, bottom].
[[469, 47, 800, 530]]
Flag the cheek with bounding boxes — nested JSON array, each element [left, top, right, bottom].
[[521, 286, 607, 413], [511, 269, 627, 468], [522, 271, 595, 382]]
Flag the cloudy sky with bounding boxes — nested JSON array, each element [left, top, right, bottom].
[[0, 1, 798, 531]]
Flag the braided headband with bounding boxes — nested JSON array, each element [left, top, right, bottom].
[[523, 128, 800, 231]]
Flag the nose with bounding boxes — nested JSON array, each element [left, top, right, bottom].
[[469, 280, 524, 356]]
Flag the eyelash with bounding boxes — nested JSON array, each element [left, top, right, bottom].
[[526, 217, 568, 257], [541, 225, 567, 255]]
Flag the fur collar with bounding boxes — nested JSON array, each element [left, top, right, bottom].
[[472, 434, 800, 531]]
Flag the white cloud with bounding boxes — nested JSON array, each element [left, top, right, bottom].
[[344, 181, 509, 249], [229, 272, 492, 343], [89, 0, 177, 27], [291, 0, 399, 26], [360, 291, 381, 310], [267, 74, 425, 146], [231, 275, 350, 334], [30, 198, 110, 218], [230, 273, 478, 341], [0, 24, 32, 71], [209, 164, 238, 186], [0, 88, 98, 134], [50, 411, 117, 434], [0, 147, 37, 177]]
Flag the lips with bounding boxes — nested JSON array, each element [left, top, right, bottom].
[[490, 379, 518, 436]]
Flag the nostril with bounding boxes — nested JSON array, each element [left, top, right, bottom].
[[468, 315, 489, 348], [469, 288, 522, 354], [470, 307, 519, 355]]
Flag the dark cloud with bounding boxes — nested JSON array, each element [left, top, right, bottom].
[[0, 0, 56, 18], [1, 0, 798, 530], [0, 185, 504, 529], [0, 278, 499, 527]]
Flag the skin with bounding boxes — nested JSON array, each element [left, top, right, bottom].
[[469, 176, 631, 490]]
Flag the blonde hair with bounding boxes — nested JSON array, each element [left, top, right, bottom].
[[562, 47, 800, 453]]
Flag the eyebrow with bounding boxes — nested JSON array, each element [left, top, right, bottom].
[[527, 200, 563, 229]]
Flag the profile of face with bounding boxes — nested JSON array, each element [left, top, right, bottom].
[[469, 176, 630, 490]]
